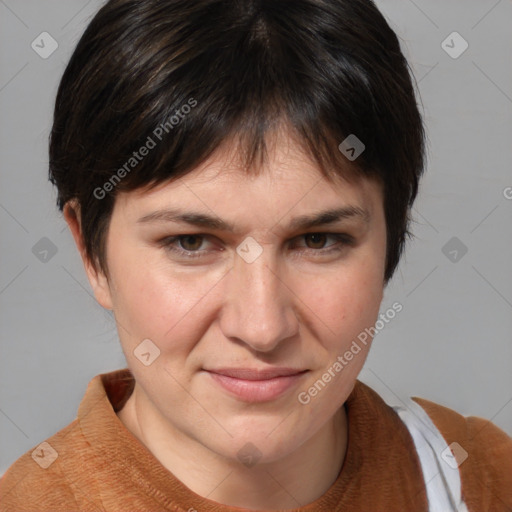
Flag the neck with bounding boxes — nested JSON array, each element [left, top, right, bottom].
[[117, 383, 348, 510]]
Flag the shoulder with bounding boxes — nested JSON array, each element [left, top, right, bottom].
[[0, 419, 95, 511], [413, 396, 512, 511]]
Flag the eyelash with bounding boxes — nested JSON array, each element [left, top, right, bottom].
[[157, 233, 354, 259]]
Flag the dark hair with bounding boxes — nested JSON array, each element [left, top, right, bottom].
[[49, 0, 425, 282]]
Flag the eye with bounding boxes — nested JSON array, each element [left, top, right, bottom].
[[157, 232, 354, 261], [292, 233, 354, 255], [304, 233, 331, 249], [175, 235, 205, 251], [158, 234, 214, 258]]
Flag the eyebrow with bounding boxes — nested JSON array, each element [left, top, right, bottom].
[[136, 205, 370, 232]]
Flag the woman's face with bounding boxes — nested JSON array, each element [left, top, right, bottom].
[[87, 130, 387, 465]]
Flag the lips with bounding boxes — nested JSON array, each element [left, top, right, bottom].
[[206, 367, 307, 380], [204, 367, 309, 402]]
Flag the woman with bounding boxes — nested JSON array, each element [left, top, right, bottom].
[[1, 0, 510, 510]]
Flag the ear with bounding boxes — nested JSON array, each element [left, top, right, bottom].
[[63, 200, 114, 310]]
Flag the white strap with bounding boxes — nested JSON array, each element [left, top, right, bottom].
[[392, 399, 469, 512]]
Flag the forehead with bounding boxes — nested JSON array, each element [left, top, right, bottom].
[[114, 126, 383, 223]]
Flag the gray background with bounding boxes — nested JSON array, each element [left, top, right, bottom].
[[1, 0, 511, 476]]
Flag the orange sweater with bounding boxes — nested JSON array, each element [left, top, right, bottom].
[[1, 368, 511, 511]]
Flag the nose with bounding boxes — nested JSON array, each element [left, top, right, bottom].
[[219, 244, 299, 353]]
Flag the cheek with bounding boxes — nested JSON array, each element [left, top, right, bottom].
[[109, 251, 226, 350], [298, 264, 383, 348], [294, 268, 382, 418]]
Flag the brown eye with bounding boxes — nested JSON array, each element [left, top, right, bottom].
[[290, 233, 354, 258], [179, 235, 204, 251], [304, 233, 328, 249]]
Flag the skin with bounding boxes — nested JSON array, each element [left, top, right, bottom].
[[65, 126, 387, 510]]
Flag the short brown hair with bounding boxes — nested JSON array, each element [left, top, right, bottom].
[[49, 0, 425, 282]]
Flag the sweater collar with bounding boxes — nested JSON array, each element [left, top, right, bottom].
[[78, 367, 425, 511]]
